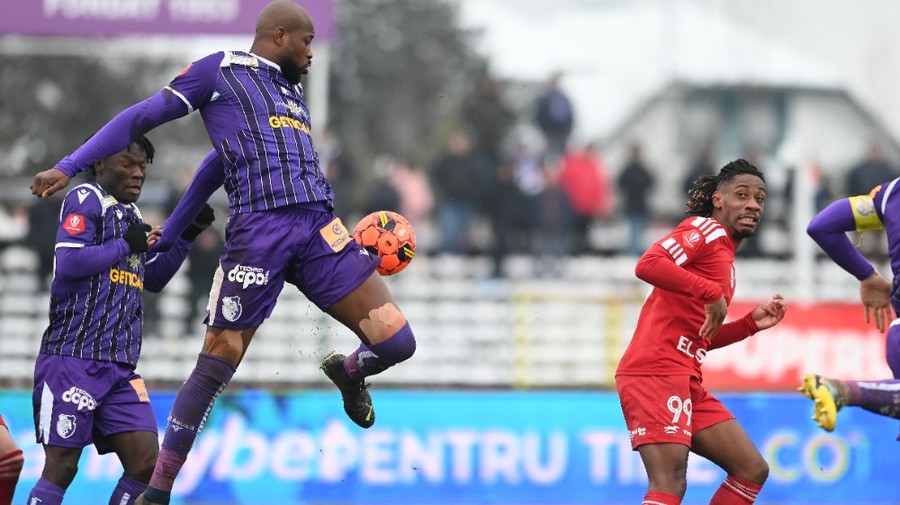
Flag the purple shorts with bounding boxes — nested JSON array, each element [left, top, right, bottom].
[[32, 354, 156, 453], [206, 205, 380, 329]]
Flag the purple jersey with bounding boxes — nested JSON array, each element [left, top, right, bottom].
[[869, 180, 900, 305], [165, 51, 332, 215], [41, 182, 188, 367]]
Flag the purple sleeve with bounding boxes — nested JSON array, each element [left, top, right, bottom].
[[56, 90, 190, 177], [150, 150, 226, 252], [166, 52, 222, 109], [144, 238, 192, 293], [807, 198, 876, 280], [55, 240, 130, 281]]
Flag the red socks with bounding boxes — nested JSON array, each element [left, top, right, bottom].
[[0, 449, 24, 505], [709, 475, 762, 504], [643, 490, 682, 505]]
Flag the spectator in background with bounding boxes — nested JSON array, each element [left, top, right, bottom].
[[682, 147, 716, 198], [463, 73, 516, 168], [534, 72, 574, 164], [431, 131, 491, 254], [320, 127, 361, 220], [557, 141, 612, 255], [617, 143, 656, 256], [186, 225, 223, 328], [389, 157, 433, 229], [361, 155, 402, 216], [488, 160, 527, 277], [534, 166, 574, 276], [26, 192, 64, 285], [846, 142, 897, 197]]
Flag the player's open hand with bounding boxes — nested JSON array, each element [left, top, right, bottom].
[[860, 271, 892, 333], [750, 294, 786, 331], [700, 296, 728, 340], [30, 168, 71, 198]]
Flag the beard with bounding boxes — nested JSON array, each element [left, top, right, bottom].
[[282, 63, 304, 85]]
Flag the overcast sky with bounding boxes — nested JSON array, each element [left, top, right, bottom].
[[454, 0, 900, 145]]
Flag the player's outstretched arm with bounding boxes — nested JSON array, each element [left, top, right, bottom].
[[30, 89, 190, 199], [807, 198, 876, 281]]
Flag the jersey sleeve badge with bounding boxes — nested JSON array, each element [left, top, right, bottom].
[[62, 214, 85, 235]]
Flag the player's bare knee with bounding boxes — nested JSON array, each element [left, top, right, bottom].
[[746, 458, 769, 485], [360, 305, 416, 362], [359, 303, 408, 342]]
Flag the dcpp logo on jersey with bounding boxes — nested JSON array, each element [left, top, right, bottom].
[[227, 264, 269, 289], [62, 386, 96, 411]]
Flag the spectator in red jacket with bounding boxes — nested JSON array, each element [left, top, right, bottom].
[[556, 141, 612, 254]]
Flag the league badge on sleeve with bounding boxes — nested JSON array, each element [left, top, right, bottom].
[[63, 214, 85, 235]]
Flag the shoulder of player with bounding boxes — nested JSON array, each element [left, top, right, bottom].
[[678, 216, 729, 244], [218, 51, 265, 70], [63, 183, 107, 214], [64, 182, 103, 212]]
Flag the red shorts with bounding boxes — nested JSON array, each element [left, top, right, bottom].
[[616, 374, 734, 450], [0, 415, 5, 429]]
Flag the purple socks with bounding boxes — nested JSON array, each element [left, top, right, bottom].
[[148, 353, 235, 498], [109, 474, 146, 505], [344, 322, 416, 380], [27, 477, 65, 505], [845, 379, 900, 419]]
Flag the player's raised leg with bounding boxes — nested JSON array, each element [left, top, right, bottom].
[[322, 271, 416, 428]]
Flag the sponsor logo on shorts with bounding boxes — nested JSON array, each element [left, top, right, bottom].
[[56, 414, 76, 439], [628, 426, 647, 441], [319, 218, 352, 252], [663, 425, 680, 435], [222, 295, 242, 322], [130, 378, 150, 402], [227, 264, 269, 289], [62, 386, 96, 411]]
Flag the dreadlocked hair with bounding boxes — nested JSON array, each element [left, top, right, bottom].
[[87, 134, 155, 176], [129, 135, 155, 164], [684, 158, 764, 217]]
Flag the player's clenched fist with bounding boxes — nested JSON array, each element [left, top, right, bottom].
[[30, 168, 71, 198]]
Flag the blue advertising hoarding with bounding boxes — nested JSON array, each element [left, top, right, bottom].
[[2, 390, 897, 504]]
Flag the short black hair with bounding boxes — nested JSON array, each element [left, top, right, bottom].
[[129, 135, 155, 164], [684, 158, 765, 217], [88, 134, 155, 175]]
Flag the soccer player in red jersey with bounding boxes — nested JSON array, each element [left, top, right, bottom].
[[616, 159, 787, 505], [0, 415, 23, 505]]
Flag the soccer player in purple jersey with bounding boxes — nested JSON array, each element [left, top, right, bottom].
[[800, 178, 900, 433], [29, 2, 417, 504], [26, 136, 216, 505]]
